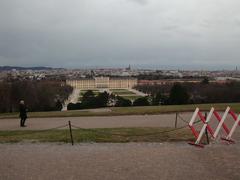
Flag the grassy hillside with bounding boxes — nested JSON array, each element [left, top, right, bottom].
[[0, 127, 194, 143], [0, 103, 239, 119]]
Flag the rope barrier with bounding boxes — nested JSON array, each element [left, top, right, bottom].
[[2, 113, 202, 142], [177, 113, 190, 124], [70, 118, 202, 137]]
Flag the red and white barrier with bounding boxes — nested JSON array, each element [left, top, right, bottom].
[[188, 106, 240, 147], [213, 110, 230, 136], [195, 108, 214, 145], [211, 107, 240, 143], [188, 107, 214, 147], [220, 109, 240, 143]]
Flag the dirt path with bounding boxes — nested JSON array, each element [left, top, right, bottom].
[[0, 142, 239, 180]]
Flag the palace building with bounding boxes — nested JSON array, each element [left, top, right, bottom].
[[66, 77, 138, 89]]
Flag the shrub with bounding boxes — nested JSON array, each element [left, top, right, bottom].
[[115, 96, 132, 107], [133, 97, 150, 106], [169, 83, 189, 105]]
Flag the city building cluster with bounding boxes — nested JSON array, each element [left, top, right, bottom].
[[0, 66, 240, 84]]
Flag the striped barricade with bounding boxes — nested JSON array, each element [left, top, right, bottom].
[[220, 108, 240, 143], [188, 106, 240, 147], [188, 107, 214, 148]]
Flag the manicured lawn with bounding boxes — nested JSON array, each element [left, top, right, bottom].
[[0, 103, 239, 119], [79, 89, 141, 101], [110, 89, 133, 91], [110, 89, 135, 94], [112, 91, 136, 95], [80, 90, 99, 96], [110, 89, 141, 100], [79, 90, 100, 101], [0, 127, 194, 143]]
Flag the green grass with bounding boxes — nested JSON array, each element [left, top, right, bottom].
[[110, 89, 141, 100], [79, 90, 100, 101], [0, 127, 194, 143], [111, 89, 135, 94], [112, 91, 136, 95], [110, 89, 130, 91], [0, 103, 240, 119], [110, 89, 133, 92]]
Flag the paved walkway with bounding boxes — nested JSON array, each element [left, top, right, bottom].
[[0, 113, 192, 130], [0, 143, 239, 180]]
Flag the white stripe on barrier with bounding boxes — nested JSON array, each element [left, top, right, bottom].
[[189, 108, 199, 126], [195, 107, 214, 144], [226, 114, 240, 140], [213, 106, 230, 138]]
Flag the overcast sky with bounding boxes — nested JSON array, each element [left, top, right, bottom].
[[0, 0, 240, 69]]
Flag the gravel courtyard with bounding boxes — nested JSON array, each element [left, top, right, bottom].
[[0, 142, 240, 180]]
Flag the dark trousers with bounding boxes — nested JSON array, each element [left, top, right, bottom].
[[20, 117, 26, 127]]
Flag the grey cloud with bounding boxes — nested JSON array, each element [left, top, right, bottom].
[[161, 25, 179, 31], [0, 0, 240, 69], [128, 0, 148, 5], [235, 17, 240, 26]]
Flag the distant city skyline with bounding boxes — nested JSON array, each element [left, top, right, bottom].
[[0, 0, 240, 70], [0, 64, 239, 71]]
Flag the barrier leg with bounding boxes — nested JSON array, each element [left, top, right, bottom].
[[189, 108, 199, 126], [229, 110, 240, 126], [188, 108, 214, 148], [198, 111, 214, 137], [213, 107, 230, 138], [195, 108, 214, 144], [222, 114, 240, 143], [189, 125, 199, 139], [188, 108, 204, 147], [213, 111, 230, 135]]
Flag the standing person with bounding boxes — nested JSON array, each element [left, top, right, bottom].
[[19, 100, 27, 127]]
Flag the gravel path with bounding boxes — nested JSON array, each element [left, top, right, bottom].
[[0, 113, 192, 130], [0, 142, 239, 180], [1, 113, 240, 179]]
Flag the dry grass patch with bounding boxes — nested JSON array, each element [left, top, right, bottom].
[[0, 127, 195, 143]]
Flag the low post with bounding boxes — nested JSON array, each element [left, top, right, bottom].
[[68, 121, 74, 146], [205, 112, 209, 145], [175, 112, 178, 128]]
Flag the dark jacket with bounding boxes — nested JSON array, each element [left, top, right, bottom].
[[19, 104, 27, 118]]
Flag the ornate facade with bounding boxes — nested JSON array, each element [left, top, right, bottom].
[[66, 77, 138, 89]]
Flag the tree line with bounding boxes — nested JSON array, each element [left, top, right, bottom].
[[135, 81, 240, 105], [2, 80, 239, 113], [67, 90, 151, 110], [0, 80, 73, 113], [67, 85, 195, 110]]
